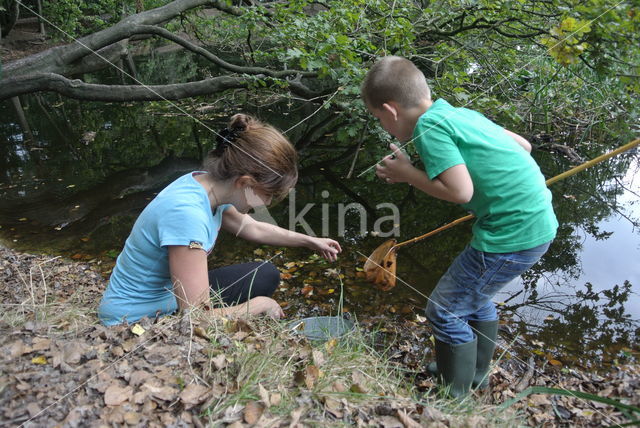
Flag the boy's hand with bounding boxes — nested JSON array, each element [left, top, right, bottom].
[[376, 143, 413, 184]]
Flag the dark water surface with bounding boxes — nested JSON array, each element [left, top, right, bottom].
[[1, 95, 638, 368]]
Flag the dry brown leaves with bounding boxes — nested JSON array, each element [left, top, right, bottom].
[[489, 357, 640, 427], [1, 247, 638, 427]]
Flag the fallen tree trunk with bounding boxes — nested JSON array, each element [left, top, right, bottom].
[[0, 0, 319, 102]]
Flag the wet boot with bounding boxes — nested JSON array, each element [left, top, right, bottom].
[[469, 320, 499, 390], [433, 338, 477, 398]]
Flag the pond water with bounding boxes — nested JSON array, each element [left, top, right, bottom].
[[1, 93, 638, 368]]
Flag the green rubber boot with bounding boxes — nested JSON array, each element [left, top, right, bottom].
[[433, 338, 477, 398], [469, 320, 499, 390]]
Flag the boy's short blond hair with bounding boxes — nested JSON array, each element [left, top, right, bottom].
[[361, 56, 431, 109]]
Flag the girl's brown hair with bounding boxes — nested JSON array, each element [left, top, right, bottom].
[[205, 114, 298, 202]]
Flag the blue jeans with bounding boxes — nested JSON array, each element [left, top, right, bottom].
[[426, 241, 551, 345]]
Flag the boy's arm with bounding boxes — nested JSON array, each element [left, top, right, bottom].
[[504, 129, 532, 153], [376, 143, 473, 204], [406, 164, 473, 204]]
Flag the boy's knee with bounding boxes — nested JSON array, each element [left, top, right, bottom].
[[425, 300, 440, 323]]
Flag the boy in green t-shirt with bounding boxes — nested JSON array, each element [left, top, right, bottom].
[[361, 56, 557, 397]]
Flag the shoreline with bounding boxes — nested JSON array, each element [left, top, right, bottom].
[[1, 246, 638, 426]]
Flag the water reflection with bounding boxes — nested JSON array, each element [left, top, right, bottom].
[[0, 95, 638, 366]]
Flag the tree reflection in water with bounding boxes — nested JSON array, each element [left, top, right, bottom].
[[0, 93, 638, 367]]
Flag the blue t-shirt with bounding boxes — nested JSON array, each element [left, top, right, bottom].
[[98, 172, 230, 326]]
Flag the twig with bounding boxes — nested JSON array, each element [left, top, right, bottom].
[[515, 356, 536, 392], [346, 123, 368, 179]]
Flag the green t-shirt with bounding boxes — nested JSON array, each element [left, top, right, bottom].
[[413, 99, 558, 253]]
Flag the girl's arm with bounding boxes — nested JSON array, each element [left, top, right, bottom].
[[221, 207, 342, 261], [168, 245, 283, 318]]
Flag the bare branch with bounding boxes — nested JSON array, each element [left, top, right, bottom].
[[0, 72, 250, 101], [129, 25, 315, 78]]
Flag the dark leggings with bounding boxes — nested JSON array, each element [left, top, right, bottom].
[[208, 261, 280, 306]]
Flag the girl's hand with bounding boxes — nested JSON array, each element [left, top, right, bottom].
[[375, 143, 413, 184], [307, 237, 342, 262]]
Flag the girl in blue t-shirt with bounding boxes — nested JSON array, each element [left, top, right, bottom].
[[99, 114, 342, 326]]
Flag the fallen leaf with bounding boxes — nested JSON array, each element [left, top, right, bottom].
[[31, 337, 51, 352], [222, 404, 244, 424], [61, 341, 88, 365], [332, 381, 347, 393], [528, 394, 552, 406], [351, 370, 368, 394], [212, 354, 227, 370], [377, 415, 403, 428], [131, 324, 145, 336], [270, 392, 282, 407], [6, 340, 26, 358], [193, 326, 209, 340], [325, 338, 337, 353], [129, 370, 152, 387], [143, 383, 178, 401], [294, 365, 320, 389], [123, 412, 141, 425], [244, 400, 265, 424], [258, 383, 270, 407], [396, 409, 421, 428], [31, 355, 47, 365], [180, 383, 210, 405], [323, 397, 343, 418], [289, 407, 305, 426], [312, 349, 325, 367], [301, 284, 314, 297], [104, 384, 133, 406]]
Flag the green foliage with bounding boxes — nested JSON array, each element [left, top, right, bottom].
[[42, 0, 131, 38], [541, 17, 591, 66], [41, 0, 169, 39], [35, 0, 640, 157]]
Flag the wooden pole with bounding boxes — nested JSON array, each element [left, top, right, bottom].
[[392, 138, 640, 251]]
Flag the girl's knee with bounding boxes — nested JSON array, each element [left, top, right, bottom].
[[258, 262, 280, 295]]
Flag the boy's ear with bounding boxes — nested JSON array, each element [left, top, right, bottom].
[[382, 102, 399, 121]]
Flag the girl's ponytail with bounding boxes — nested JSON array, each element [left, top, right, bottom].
[[205, 114, 298, 202]]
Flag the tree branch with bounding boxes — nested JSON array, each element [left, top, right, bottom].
[[0, 72, 250, 102], [4, 0, 244, 76], [128, 25, 315, 78]]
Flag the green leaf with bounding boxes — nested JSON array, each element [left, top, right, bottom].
[[499, 386, 640, 415]]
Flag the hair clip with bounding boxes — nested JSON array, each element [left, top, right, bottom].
[[214, 128, 239, 155]]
